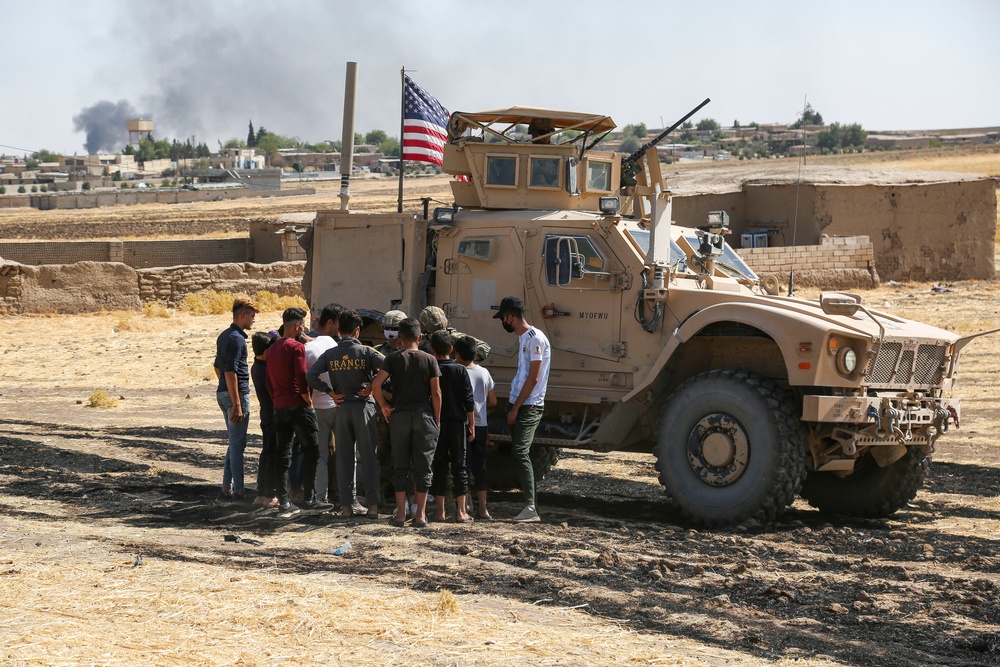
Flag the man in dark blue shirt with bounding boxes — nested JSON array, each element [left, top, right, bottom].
[[213, 296, 258, 503]]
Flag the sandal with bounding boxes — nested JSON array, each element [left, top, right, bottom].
[[412, 519, 428, 528], [391, 518, 407, 528]]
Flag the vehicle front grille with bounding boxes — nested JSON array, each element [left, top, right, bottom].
[[865, 342, 946, 387]]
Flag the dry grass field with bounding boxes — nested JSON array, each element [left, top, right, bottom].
[[1, 148, 998, 666]]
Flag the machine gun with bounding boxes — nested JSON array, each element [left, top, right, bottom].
[[620, 97, 711, 188]]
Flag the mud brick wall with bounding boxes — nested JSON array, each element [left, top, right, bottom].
[[0, 238, 249, 268], [0, 259, 304, 314], [671, 176, 996, 281], [0, 260, 141, 314]]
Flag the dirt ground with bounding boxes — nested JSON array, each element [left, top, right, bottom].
[[1, 150, 999, 665], [1, 280, 998, 666]]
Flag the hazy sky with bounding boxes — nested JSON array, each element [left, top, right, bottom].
[[1, 0, 998, 155]]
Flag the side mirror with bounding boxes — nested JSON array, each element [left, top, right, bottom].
[[820, 292, 862, 316]]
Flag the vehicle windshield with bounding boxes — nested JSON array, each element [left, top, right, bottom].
[[682, 234, 758, 280], [626, 229, 688, 271]]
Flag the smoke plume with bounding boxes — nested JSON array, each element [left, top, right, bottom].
[[73, 100, 142, 154]]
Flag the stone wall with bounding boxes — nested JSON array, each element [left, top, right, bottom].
[[740, 235, 874, 274], [137, 261, 305, 304], [0, 258, 304, 314]]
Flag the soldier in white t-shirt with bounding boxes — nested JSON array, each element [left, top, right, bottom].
[[493, 295, 550, 523]]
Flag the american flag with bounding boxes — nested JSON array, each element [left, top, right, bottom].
[[402, 75, 449, 166]]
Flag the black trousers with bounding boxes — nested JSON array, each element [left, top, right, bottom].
[[271, 406, 319, 504], [468, 425, 489, 492], [430, 420, 470, 497]]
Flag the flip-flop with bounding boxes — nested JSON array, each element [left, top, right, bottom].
[[366, 511, 379, 521], [455, 517, 475, 524], [477, 513, 495, 522], [391, 518, 407, 528], [411, 519, 428, 528]]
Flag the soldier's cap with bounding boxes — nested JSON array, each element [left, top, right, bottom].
[[382, 310, 407, 328], [419, 306, 448, 332], [493, 295, 525, 319]]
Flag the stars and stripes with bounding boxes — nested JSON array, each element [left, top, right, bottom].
[[402, 75, 449, 166]]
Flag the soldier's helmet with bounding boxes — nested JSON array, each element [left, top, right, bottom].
[[418, 306, 448, 333], [382, 310, 407, 328]]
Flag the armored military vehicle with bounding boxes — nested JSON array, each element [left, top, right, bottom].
[[307, 101, 994, 526]]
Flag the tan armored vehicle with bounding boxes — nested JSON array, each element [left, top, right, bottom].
[[308, 102, 995, 526]]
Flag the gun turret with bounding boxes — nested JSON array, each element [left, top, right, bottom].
[[620, 97, 711, 188]]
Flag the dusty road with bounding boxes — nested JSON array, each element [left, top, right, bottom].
[[1, 279, 998, 666]]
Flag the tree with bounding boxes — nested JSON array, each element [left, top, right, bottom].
[[353, 132, 365, 146], [696, 118, 720, 132], [365, 129, 388, 145], [619, 135, 641, 154], [18, 185, 26, 193], [247, 120, 256, 147], [30, 185, 37, 193], [25, 157, 39, 170], [82, 182, 91, 190], [622, 123, 647, 139], [0, 186, 5, 194], [255, 126, 268, 146], [379, 137, 400, 157], [32, 149, 61, 163], [792, 103, 823, 129], [733, 120, 741, 129], [842, 123, 867, 149]]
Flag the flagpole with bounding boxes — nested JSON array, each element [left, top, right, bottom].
[[397, 67, 405, 213]]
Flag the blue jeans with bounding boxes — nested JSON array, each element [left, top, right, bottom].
[[217, 391, 251, 493]]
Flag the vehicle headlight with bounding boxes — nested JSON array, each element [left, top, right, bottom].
[[837, 346, 858, 375]]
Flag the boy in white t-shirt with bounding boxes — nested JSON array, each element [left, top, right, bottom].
[[493, 295, 551, 523], [455, 335, 497, 520]]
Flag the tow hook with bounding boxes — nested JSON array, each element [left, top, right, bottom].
[[929, 407, 952, 450], [947, 405, 960, 429], [870, 404, 904, 443]]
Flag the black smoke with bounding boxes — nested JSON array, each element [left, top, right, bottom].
[[73, 100, 143, 154]]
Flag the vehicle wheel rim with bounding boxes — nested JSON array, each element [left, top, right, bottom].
[[686, 412, 750, 487]]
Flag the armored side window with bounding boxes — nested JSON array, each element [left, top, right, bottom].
[[457, 238, 496, 262], [586, 160, 612, 192], [529, 157, 561, 189], [544, 235, 605, 286], [485, 155, 518, 187]]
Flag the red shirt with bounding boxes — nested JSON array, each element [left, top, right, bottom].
[[265, 337, 310, 409]]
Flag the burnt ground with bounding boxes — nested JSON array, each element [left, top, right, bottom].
[[1, 414, 997, 667]]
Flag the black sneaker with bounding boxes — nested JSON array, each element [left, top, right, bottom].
[[277, 501, 301, 519], [215, 491, 234, 505], [303, 497, 334, 511]]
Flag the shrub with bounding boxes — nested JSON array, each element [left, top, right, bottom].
[[0, 185, 5, 194], [30, 185, 37, 193], [40, 185, 47, 192], [143, 301, 172, 318], [82, 181, 92, 191], [88, 391, 119, 408], [18, 185, 26, 193]]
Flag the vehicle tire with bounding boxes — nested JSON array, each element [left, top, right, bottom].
[[799, 447, 928, 518], [654, 369, 806, 527], [486, 441, 560, 492]]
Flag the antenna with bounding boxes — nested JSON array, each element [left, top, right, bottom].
[[788, 94, 807, 297]]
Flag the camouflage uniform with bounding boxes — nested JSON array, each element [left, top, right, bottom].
[[417, 306, 491, 361]]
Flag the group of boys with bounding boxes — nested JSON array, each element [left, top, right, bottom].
[[212, 293, 551, 525]]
